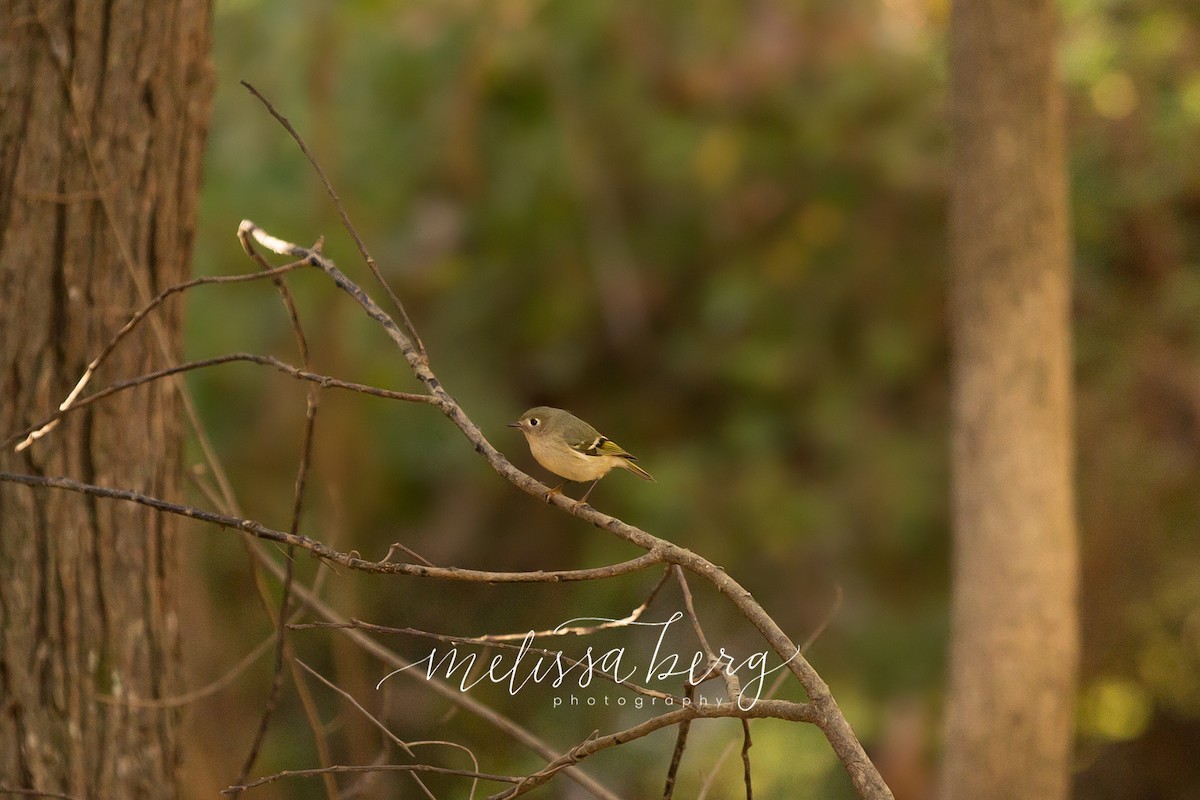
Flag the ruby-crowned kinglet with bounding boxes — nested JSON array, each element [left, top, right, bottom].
[[508, 406, 654, 503]]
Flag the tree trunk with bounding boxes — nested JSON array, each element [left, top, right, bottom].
[[942, 1, 1078, 799], [0, 2, 212, 797]]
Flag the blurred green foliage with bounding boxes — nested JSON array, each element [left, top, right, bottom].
[[181, 0, 1200, 797]]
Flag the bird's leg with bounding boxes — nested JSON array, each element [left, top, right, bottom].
[[544, 484, 565, 504], [578, 479, 601, 505]]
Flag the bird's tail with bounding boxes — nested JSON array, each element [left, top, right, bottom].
[[621, 459, 655, 482]]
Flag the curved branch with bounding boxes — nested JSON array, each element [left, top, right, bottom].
[[3, 352, 436, 452], [237, 220, 893, 800], [11, 259, 310, 452], [239, 81, 426, 354], [291, 620, 678, 702], [223, 763, 521, 796], [248, 539, 622, 800], [490, 699, 817, 800], [0, 471, 664, 584]]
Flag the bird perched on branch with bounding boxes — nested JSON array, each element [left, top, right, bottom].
[[508, 406, 654, 503]]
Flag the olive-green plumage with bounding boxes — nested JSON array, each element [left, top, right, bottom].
[[508, 406, 654, 501]]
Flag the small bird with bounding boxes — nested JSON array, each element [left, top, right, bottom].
[[508, 406, 654, 503]]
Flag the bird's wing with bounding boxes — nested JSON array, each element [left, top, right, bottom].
[[569, 433, 637, 461]]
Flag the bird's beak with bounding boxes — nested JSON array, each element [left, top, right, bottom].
[[506, 421, 521, 428]]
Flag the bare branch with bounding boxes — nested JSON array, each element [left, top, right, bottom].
[[741, 720, 753, 800], [696, 585, 843, 799], [7, 67, 889, 799], [383, 541, 437, 568], [477, 566, 672, 643], [674, 566, 740, 701], [97, 627, 276, 710], [11, 259, 309, 452], [295, 659, 444, 800], [661, 684, 696, 800], [27, 8, 261, 528], [489, 699, 817, 800], [222, 763, 520, 796], [3, 351, 435, 453], [0, 472, 664, 584], [233, 218, 890, 797], [503, 732, 600, 800], [288, 527, 344, 800], [232, 249, 324, 794], [291, 620, 677, 701], [661, 567, 743, 800], [239, 81, 426, 355], [290, 660, 344, 800], [251, 545, 621, 800]]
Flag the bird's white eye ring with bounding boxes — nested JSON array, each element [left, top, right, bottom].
[[529, 418, 540, 427]]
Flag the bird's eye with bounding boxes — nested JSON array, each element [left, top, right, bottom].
[[529, 417, 540, 427]]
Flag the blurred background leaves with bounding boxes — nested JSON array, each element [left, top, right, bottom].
[[180, 0, 1200, 797]]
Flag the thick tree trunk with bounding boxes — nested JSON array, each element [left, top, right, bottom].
[[0, 3, 212, 797], [942, 1, 1078, 799]]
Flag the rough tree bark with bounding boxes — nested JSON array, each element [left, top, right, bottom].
[[0, 3, 213, 797], [942, 1, 1079, 799]]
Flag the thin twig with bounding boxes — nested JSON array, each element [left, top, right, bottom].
[[240, 536, 623, 800], [11, 258, 310, 451], [504, 732, 600, 799], [488, 699, 817, 800], [97, 626, 277, 709], [477, 565, 672, 642], [674, 567, 715, 656], [674, 566, 740, 701], [696, 585, 843, 799], [290, 659, 343, 800], [662, 566, 745, 799], [185, 466, 296, 637], [337, 748, 392, 800], [239, 81, 426, 355], [231, 260, 322, 793], [29, 11, 244, 526], [30, 51, 310, 784], [292, 620, 676, 702], [22, 34, 312, 794], [741, 719, 753, 800], [299, 662, 486, 800], [7, 67, 888, 800], [222, 763, 520, 796], [406, 741, 485, 800], [287, 516, 347, 800], [296, 657, 424, 758], [0, 472, 664, 584], [661, 684, 696, 800], [231, 220, 891, 798], [294, 660, 445, 800], [383, 541, 437, 567], [241, 234, 316, 364], [3, 351, 435, 452]]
